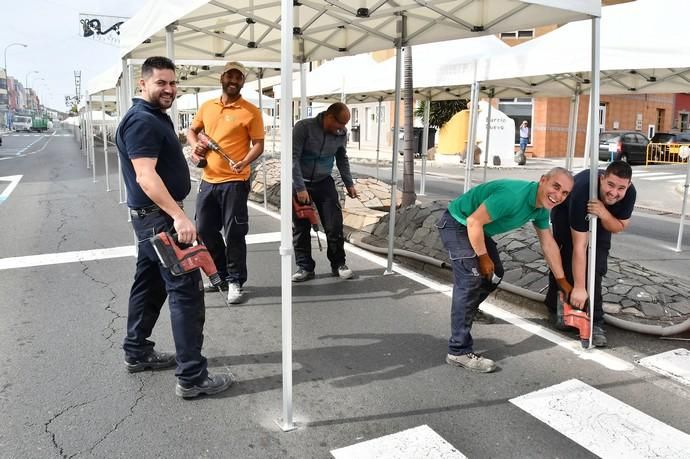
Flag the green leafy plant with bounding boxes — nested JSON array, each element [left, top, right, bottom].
[[415, 99, 468, 129]]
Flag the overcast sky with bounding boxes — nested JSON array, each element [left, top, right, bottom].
[[0, 0, 143, 111]]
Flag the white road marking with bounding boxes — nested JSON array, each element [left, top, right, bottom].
[[642, 174, 686, 181], [510, 379, 690, 458], [633, 172, 675, 178], [246, 231, 281, 244], [331, 425, 465, 459], [0, 232, 281, 270], [0, 174, 22, 204], [0, 246, 135, 270], [338, 232, 634, 372], [639, 348, 690, 387]]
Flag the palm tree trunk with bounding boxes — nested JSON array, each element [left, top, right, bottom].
[[402, 45, 416, 206]]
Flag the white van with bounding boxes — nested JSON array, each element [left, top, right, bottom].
[[14, 116, 32, 132]]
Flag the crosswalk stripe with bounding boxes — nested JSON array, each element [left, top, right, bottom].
[[639, 348, 690, 387], [510, 379, 690, 458], [330, 425, 466, 459]]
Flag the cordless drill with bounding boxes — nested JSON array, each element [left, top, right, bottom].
[[193, 132, 236, 168], [556, 294, 592, 348], [150, 231, 228, 306], [293, 198, 323, 251]]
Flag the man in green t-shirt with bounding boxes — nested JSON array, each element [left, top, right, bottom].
[[436, 167, 574, 373]]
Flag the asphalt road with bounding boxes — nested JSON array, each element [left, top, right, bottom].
[[1, 128, 689, 458]]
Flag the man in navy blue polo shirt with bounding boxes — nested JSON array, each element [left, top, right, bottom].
[[545, 160, 636, 347], [116, 56, 232, 398]]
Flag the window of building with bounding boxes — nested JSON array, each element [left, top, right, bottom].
[[498, 97, 534, 144], [499, 29, 534, 39]]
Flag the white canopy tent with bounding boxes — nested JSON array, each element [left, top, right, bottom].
[[474, 0, 690, 251], [117, 0, 601, 429], [481, 0, 690, 98], [176, 87, 275, 111]]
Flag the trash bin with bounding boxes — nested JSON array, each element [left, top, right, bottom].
[[351, 125, 360, 142], [397, 127, 436, 156]]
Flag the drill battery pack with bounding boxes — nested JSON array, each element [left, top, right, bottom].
[[556, 294, 592, 348], [151, 232, 187, 275]]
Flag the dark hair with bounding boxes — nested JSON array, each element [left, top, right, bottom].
[[326, 102, 348, 119], [141, 56, 176, 79], [605, 160, 632, 180]]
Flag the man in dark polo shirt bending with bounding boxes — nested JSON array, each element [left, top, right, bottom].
[[545, 160, 636, 347], [116, 56, 232, 399]]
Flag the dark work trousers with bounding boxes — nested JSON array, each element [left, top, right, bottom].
[[196, 180, 250, 286], [545, 243, 608, 327], [123, 211, 208, 385], [436, 210, 503, 355], [293, 176, 346, 273]]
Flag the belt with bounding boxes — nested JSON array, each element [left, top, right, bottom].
[[129, 201, 184, 218]]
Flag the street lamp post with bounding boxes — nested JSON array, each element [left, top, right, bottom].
[[3, 42, 28, 78], [25, 70, 38, 90]]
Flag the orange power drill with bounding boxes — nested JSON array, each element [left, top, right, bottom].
[[150, 231, 228, 306], [194, 132, 236, 168], [293, 198, 323, 251], [556, 293, 592, 348]]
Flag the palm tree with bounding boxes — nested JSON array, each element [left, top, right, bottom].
[[401, 45, 416, 206]]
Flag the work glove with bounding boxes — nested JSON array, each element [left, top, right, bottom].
[[477, 253, 494, 281], [555, 277, 573, 302]]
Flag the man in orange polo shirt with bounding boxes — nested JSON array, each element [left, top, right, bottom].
[[187, 61, 265, 304]]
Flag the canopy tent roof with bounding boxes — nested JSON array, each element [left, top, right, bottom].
[[88, 59, 284, 96], [119, 0, 599, 63], [272, 53, 383, 102], [176, 87, 275, 111], [275, 35, 510, 104], [479, 0, 690, 97]]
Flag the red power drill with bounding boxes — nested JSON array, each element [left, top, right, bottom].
[[556, 293, 592, 348], [193, 132, 236, 168], [293, 198, 323, 251], [150, 231, 228, 306]]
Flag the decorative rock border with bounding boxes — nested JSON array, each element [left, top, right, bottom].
[[193, 153, 689, 328]]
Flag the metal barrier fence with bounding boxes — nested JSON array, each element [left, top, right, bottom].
[[646, 143, 690, 166]]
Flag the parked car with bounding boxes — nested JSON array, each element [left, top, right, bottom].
[[0, 132, 3, 146], [650, 132, 690, 144], [598, 131, 649, 164]]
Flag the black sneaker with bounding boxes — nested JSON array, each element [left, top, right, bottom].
[[331, 264, 354, 279], [204, 280, 228, 293], [125, 351, 176, 373], [175, 373, 234, 399], [592, 325, 608, 347], [292, 268, 315, 282]]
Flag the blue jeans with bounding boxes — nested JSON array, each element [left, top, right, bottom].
[[293, 176, 346, 272], [196, 180, 250, 286], [519, 137, 528, 152], [436, 210, 503, 355], [123, 211, 208, 385]]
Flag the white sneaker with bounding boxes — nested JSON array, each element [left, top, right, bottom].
[[333, 264, 354, 279], [226, 283, 243, 304]]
